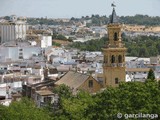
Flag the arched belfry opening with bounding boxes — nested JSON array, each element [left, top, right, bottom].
[[118, 55, 122, 63], [111, 55, 115, 63], [114, 32, 118, 41]]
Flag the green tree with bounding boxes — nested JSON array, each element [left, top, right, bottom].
[[60, 91, 94, 120], [52, 85, 95, 120], [70, 35, 160, 57], [4, 16, 10, 20], [147, 69, 155, 80], [0, 98, 51, 120], [52, 33, 57, 39], [52, 41, 61, 47], [86, 81, 160, 119], [56, 34, 67, 40], [44, 80, 160, 119], [53, 84, 72, 99]]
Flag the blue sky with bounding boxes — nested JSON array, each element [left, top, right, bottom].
[[0, 0, 160, 18]]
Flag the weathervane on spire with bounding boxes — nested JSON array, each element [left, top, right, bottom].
[[111, 1, 116, 8]]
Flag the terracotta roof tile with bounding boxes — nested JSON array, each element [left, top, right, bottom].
[[55, 71, 89, 89]]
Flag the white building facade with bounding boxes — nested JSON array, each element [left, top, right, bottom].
[[0, 42, 42, 62], [41, 36, 52, 48], [0, 16, 28, 44]]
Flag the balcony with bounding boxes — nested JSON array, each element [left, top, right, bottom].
[[103, 41, 126, 48], [103, 63, 125, 67], [118, 63, 125, 67], [111, 63, 117, 67]]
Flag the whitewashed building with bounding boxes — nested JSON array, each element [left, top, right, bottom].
[[0, 41, 42, 62], [41, 36, 52, 48], [150, 55, 160, 64], [0, 15, 28, 44]]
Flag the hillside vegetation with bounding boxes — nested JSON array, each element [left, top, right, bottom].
[[70, 35, 160, 57], [25, 15, 160, 26]]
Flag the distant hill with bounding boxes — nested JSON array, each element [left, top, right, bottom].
[[120, 14, 160, 26], [2, 15, 160, 26], [81, 14, 160, 26]]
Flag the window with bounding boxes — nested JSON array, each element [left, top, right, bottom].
[[115, 78, 119, 84], [88, 80, 93, 88], [19, 49, 23, 51], [44, 97, 52, 103], [118, 55, 122, 63], [111, 55, 115, 63], [19, 56, 23, 59], [104, 56, 106, 63], [37, 95, 40, 101], [114, 32, 118, 41], [104, 56, 108, 64], [19, 53, 23, 56]]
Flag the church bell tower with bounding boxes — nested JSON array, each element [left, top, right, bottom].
[[102, 4, 127, 87]]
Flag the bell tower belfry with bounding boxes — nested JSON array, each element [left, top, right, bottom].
[[102, 3, 127, 87]]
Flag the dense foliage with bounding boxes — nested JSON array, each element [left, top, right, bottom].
[[27, 18, 66, 25], [1, 80, 160, 120], [50, 81, 160, 119], [24, 15, 160, 26], [70, 35, 160, 57], [92, 80, 160, 119], [120, 15, 160, 26], [52, 33, 73, 42], [147, 69, 155, 80], [70, 37, 108, 51], [50, 81, 160, 120], [124, 35, 160, 57], [82, 14, 160, 26], [0, 98, 51, 120], [52, 41, 61, 47]]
